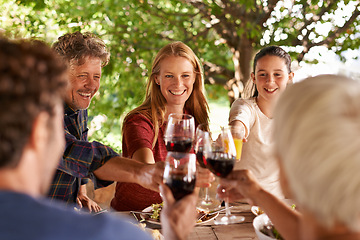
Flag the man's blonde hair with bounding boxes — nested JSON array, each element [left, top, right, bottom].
[[274, 74, 360, 231]]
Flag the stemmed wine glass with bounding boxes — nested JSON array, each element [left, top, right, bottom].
[[163, 152, 197, 201], [194, 123, 221, 211], [164, 113, 195, 153], [202, 126, 245, 225]]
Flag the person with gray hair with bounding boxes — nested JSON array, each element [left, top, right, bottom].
[[218, 74, 360, 239]]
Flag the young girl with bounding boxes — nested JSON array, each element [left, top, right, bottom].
[[111, 41, 210, 211], [220, 75, 360, 240], [229, 46, 294, 198]]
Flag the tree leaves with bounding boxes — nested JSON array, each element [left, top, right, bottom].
[[2, 0, 360, 148]]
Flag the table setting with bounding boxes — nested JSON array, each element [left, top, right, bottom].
[[110, 114, 297, 240], [123, 202, 258, 240], [123, 114, 262, 239]]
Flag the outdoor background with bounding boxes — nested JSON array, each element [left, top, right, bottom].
[[2, 0, 360, 152]]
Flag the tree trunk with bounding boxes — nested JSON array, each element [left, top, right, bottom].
[[227, 37, 254, 105]]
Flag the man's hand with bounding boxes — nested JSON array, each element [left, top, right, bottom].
[[136, 161, 165, 192], [160, 184, 198, 240], [195, 166, 215, 188], [93, 156, 165, 192], [77, 185, 102, 213], [217, 169, 263, 205], [77, 195, 102, 213]]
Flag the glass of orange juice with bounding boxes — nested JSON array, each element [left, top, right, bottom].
[[229, 125, 245, 161]]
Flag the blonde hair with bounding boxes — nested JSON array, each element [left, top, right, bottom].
[[274, 74, 360, 231], [123, 41, 209, 147]]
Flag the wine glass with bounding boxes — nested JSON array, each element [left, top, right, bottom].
[[203, 126, 245, 225], [229, 125, 246, 161], [164, 113, 195, 153], [163, 152, 197, 201], [195, 123, 221, 211]]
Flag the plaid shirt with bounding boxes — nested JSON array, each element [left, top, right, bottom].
[[47, 104, 118, 204]]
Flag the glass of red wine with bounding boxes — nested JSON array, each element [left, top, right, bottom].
[[163, 152, 197, 201], [195, 123, 221, 211], [164, 113, 195, 153], [203, 126, 245, 225]]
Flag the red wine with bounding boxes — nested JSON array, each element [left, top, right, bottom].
[[206, 152, 235, 178], [164, 173, 196, 201], [165, 137, 193, 153], [195, 147, 207, 168]]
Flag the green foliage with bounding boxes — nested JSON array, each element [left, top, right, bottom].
[[206, 84, 228, 102], [1, 0, 359, 149]]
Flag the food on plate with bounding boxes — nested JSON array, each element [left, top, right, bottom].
[[260, 224, 284, 240], [149, 202, 163, 220], [196, 209, 216, 223], [147, 202, 217, 224], [251, 206, 264, 216]]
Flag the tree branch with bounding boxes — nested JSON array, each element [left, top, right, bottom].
[[256, 0, 280, 26], [294, 0, 339, 46], [203, 61, 234, 80], [297, 3, 360, 62], [316, 5, 360, 47]]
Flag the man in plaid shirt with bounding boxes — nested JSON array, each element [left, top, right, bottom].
[[48, 32, 164, 211]]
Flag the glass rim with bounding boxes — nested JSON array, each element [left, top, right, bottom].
[[168, 113, 194, 120]]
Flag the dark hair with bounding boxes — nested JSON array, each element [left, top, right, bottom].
[[243, 46, 292, 98], [0, 38, 67, 168], [52, 31, 110, 67]]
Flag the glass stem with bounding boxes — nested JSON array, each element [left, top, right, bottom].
[[225, 201, 232, 216], [204, 188, 210, 202]]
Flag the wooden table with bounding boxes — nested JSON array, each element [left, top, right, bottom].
[[188, 203, 258, 240], [92, 183, 258, 239], [125, 202, 259, 240]]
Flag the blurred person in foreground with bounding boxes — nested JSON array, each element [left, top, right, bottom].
[[49, 31, 166, 212], [0, 37, 198, 240], [218, 74, 360, 240]]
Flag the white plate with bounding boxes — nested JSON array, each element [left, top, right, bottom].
[[253, 214, 277, 240], [140, 206, 219, 225], [251, 206, 264, 216]]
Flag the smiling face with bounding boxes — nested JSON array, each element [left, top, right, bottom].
[[252, 55, 293, 104], [64, 56, 102, 110], [155, 56, 196, 111]]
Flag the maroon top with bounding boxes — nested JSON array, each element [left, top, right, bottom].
[[111, 113, 167, 211]]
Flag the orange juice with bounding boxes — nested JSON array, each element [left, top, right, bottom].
[[233, 138, 243, 160], [224, 139, 230, 153]]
